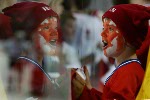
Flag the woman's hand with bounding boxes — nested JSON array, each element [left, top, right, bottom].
[[72, 68, 85, 99], [83, 66, 92, 90], [71, 66, 92, 99]]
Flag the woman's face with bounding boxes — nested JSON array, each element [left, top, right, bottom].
[[35, 17, 58, 56], [101, 18, 126, 58]]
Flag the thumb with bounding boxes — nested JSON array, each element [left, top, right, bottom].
[[83, 66, 90, 81], [83, 66, 92, 90]]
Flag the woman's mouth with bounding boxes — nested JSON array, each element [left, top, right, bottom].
[[49, 39, 57, 46], [102, 40, 108, 49]]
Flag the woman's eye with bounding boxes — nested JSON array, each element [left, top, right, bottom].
[[109, 27, 114, 32], [44, 26, 49, 30]]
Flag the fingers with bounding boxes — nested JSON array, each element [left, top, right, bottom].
[[72, 78, 85, 99], [72, 78, 85, 91], [83, 66, 90, 81], [76, 73, 86, 85], [83, 66, 92, 90], [71, 68, 78, 78], [71, 68, 77, 72]]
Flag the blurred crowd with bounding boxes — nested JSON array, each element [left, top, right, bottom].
[[0, 0, 149, 100]]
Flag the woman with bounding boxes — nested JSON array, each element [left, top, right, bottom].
[[3, 1, 61, 99], [72, 4, 150, 100]]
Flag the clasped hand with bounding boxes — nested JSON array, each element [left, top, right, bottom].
[[71, 66, 92, 99]]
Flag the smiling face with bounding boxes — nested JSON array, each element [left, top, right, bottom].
[[101, 18, 125, 58], [34, 17, 58, 56]]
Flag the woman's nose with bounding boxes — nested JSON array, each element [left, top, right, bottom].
[[101, 30, 106, 37]]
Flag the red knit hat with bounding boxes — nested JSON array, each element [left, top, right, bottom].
[[2, 1, 60, 40], [0, 13, 13, 39], [103, 4, 150, 69], [102, 4, 150, 49]]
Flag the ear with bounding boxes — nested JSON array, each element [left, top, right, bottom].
[[126, 42, 136, 50]]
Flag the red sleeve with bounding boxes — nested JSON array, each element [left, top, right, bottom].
[[103, 74, 137, 99], [102, 63, 144, 100], [79, 86, 102, 100]]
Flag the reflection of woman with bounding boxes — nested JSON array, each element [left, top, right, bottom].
[[3, 1, 60, 98], [72, 4, 150, 100]]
